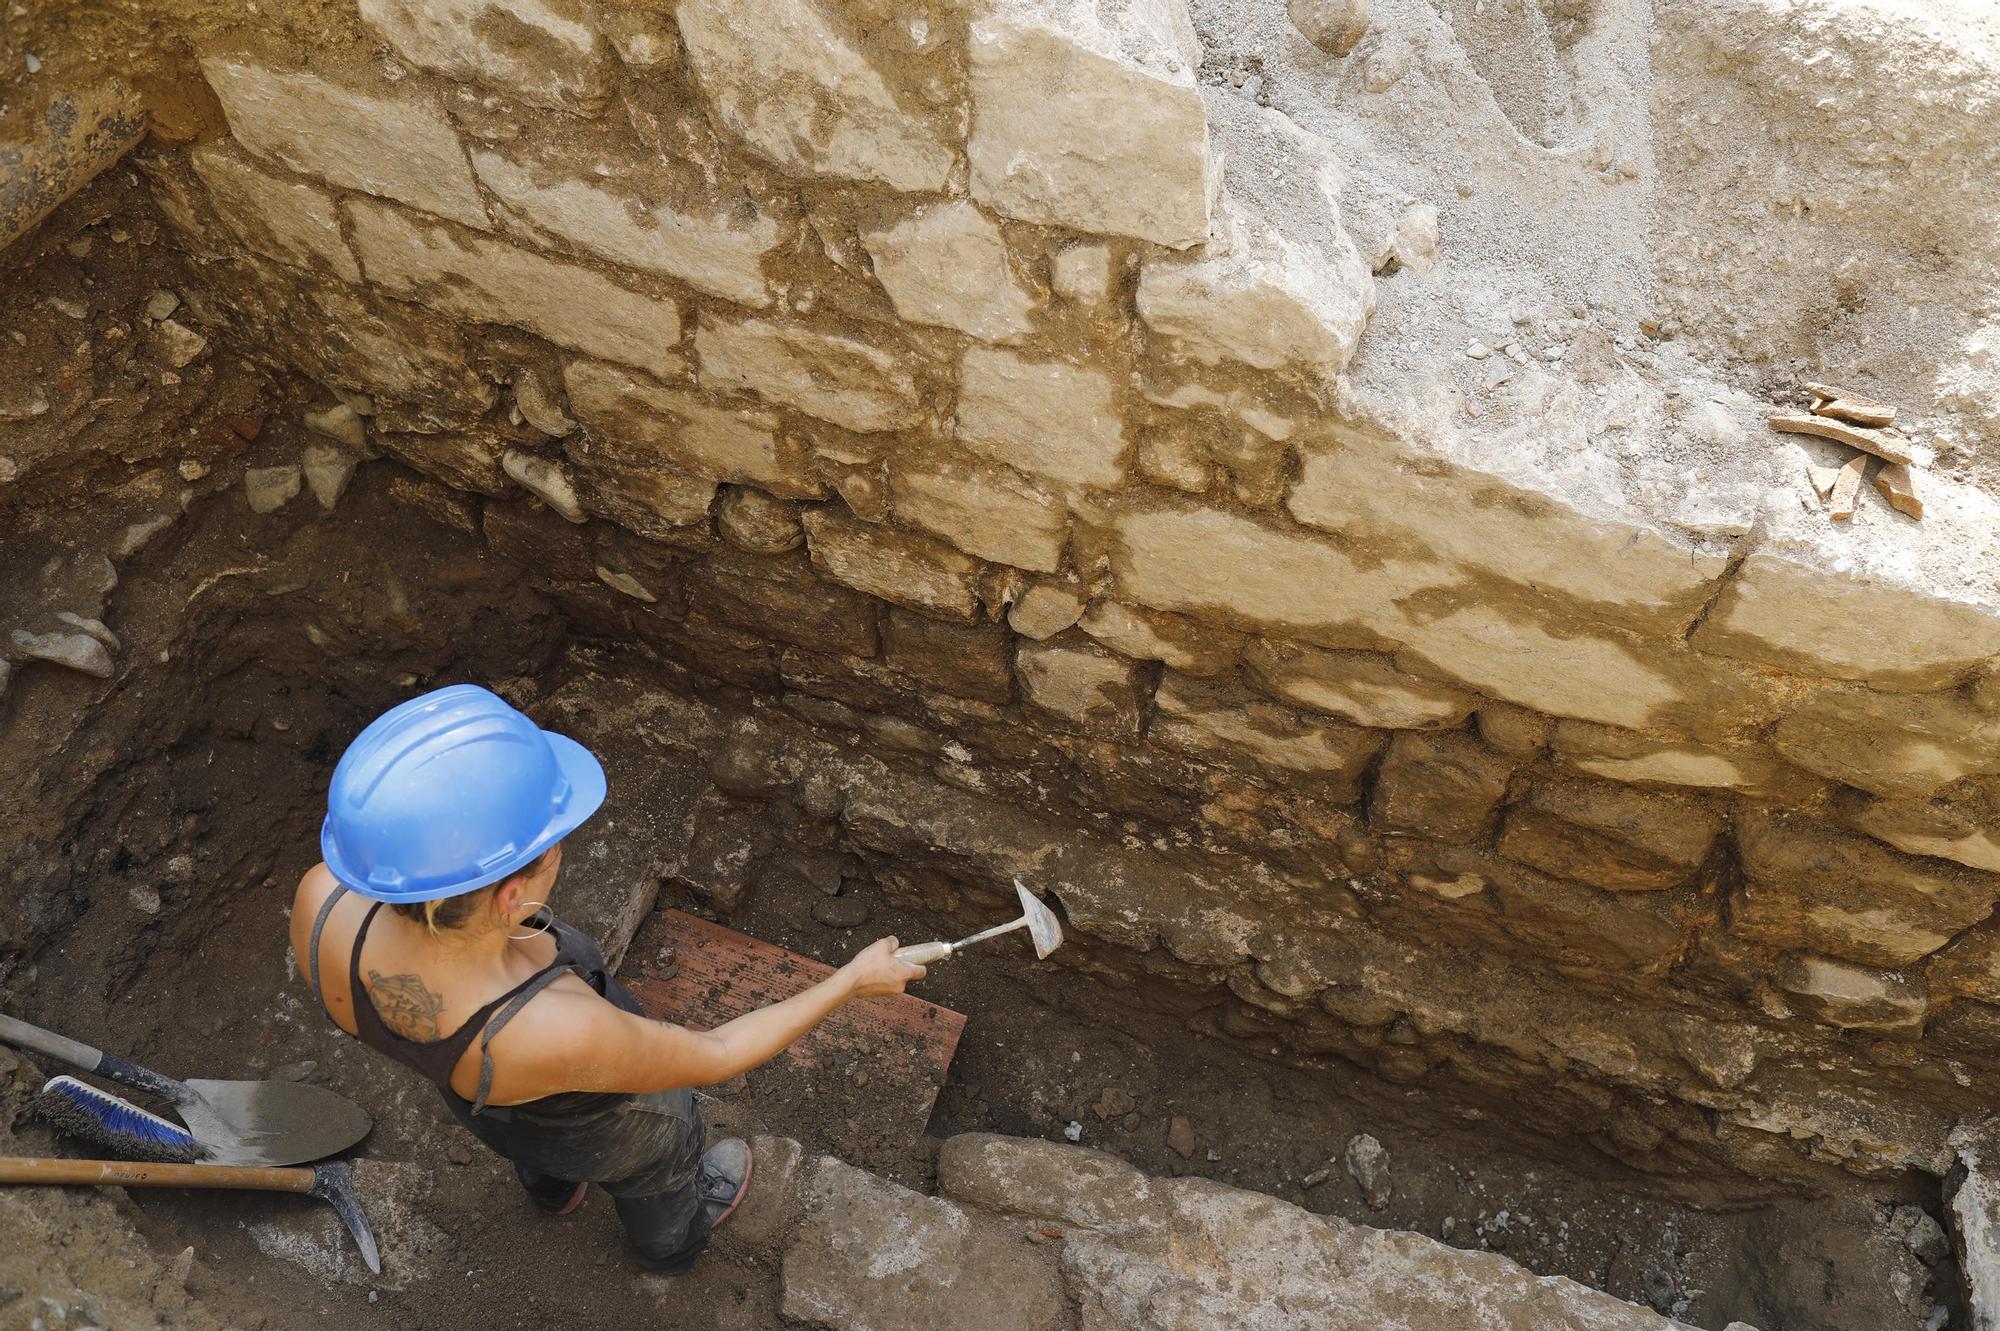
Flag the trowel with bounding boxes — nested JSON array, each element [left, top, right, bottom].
[[894, 879, 1063, 966]]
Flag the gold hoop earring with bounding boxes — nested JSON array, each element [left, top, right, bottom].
[[507, 901, 552, 942]]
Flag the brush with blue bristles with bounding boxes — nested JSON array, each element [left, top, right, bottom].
[[32, 1076, 205, 1164]]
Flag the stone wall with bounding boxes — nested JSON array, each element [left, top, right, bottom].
[[20, 0, 2000, 1185]]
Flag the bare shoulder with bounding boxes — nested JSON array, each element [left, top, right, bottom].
[[292, 863, 342, 922], [484, 980, 671, 1099]]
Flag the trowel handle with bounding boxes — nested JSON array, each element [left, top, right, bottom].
[[893, 941, 953, 966]]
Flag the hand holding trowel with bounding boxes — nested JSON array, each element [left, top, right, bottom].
[[893, 879, 1063, 967]]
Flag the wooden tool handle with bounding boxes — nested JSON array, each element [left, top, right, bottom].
[[0, 1156, 315, 1193]]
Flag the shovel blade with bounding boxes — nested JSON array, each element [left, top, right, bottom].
[[179, 1079, 373, 1166]]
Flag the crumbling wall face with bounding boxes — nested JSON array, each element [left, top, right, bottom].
[[86, 0, 2000, 1183]]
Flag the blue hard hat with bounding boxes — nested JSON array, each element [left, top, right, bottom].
[[321, 684, 606, 903]]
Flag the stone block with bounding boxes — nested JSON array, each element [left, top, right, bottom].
[[358, 0, 612, 112], [1008, 584, 1085, 640], [470, 142, 777, 305], [967, 0, 1211, 247], [690, 551, 880, 658], [190, 144, 360, 282], [1245, 640, 1474, 729], [1497, 779, 1720, 892], [1136, 92, 1372, 374], [244, 464, 303, 514], [717, 486, 804, 554], [678, 0, 955, 190], [1732, 809, 2000, 968], [201, 57, 489, 229], [289, 281, 498, 415], [563, 359, 818, 498], [937, 1134, 1156, 1235], [956, 348, 1125, 487], [1369, 732, 1515, 842], [697, 315, 922, 434], [1154, 672, 1382, 794], [502, 447, 586, 522], [892, 461, 1067, 574], [862, 201, 1037, 342], [780, 1157, 1067, 1331], [569, 460, 718, 541], [346, 201, 682, 377], [1771, 686, 2000, 800], [1774, 955, 1927, 1039], [1078, 600, 1243, 676], [1694, 552, 2000, 690], [885, 608, 1014, 704], [1928, 922, 2000, 1005], [725, 1135, 809, 1248], [1475, 704, 1549, 757], [1846, 778, 2000, 873], [1549, 720, 1784, 792], [803, 508, 981, 622], [1016, 639, 1148, 739]]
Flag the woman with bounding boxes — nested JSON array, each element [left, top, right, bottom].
[[291, 684, 923, 1274]]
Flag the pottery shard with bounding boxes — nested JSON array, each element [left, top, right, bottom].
[[357, 0, 612, 113], [967, 0, 1212, 248], [1804, 381, 1896, 428], [191, 144, 361, 282], [957, 348, 1126, 487], [1769, 412, 1914, 466], [563, 359, 819, 498], [346, 200, 681, 378], [1873, 462, 1924, 519], [802, 508, 981, 622], [200, 58, 489, 230], [677, 0, 955, 191], [697, 315, 922, 434], [862, 201, 1037, 343]]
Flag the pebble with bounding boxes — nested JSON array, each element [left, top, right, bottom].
[[301, 444, 358, 510], [143, 290, 180, 321], [1541, 344, 1566, 361], [24, 53, 40, 73], [48, 296, 87, 320], [447, 1141, 476, 1165], [128, 885, 162, 915], [1344, 1133, 1392, 1209], [244, 464, 302, 515], [1166, 1115, 1196, 1159], [66, 235, 93, 258], [1093, 1086, 1137, 1119], [1063, 1120, 1083, 1143], [177, 459, 209, 481], [153, 319, 207, 368], [811, 895, 870, 929], [303, 402, 367, 449], [1464, 341, 1490, 359], [10, 628, 114, 678], [271, 1060, 318, 1083]]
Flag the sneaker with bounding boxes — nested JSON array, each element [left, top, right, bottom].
[[521, 1169, 589, 1216], [697, 1138, 753, 1231]]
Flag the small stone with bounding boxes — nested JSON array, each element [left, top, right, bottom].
[[1007, 584, 1085, 640], [23, 52, 39, 73], [1093, 1087, 1137, 1119], [162, 854, 195, 883], [154, 319, 207, 367], [178, 459, 209, 481], [1063, 1121, 1083, 1143], [1166, 1116, 1196, 1159], [47, 296, 87, 320], [1805, 461, 1840, 501], [128, 884, 162, 914], [271, 1060, 318, 1083], [10, 629, 115, 679], [513, 370, 577, 438], [1873, 462, 1924, 519], [66, 235, 92, 258], [594, 564, 658, 603], [303, 402, 368, 449], [446, 1140, 476, 1165], [244, 464, 303, 514], [55, 613, 119, 651], [301, 445, 358, 510], [166, 1247, 195, 1291], [1344, 1132, 1391, 1209], [810, 895, 870, 929], [717, 486, 803, 554], [1464, 341, 1490, 359], [501, 448, 586, 523], [1301, 1163, 1336, 1189], [1287, 0, 1369, 56], [144, 290, 181, 321]]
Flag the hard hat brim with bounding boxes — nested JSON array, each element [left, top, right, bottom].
[[324, 726, 607, 904]]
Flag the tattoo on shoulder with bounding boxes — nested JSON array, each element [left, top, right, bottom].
[[366, 969, 449, 1041]]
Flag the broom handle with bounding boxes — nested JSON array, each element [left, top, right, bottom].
[[0, 1156, 315, 1193]]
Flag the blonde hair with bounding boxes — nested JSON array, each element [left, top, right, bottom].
[[388, 848, 554, 935]]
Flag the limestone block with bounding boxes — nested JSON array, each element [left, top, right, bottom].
[[1245, 639, 1474, 730], [1771, 687, 2000, 800], [1017, 639, 1148, 739], [571, 460, 718, 540], [1929, 922, 2000, 1005], [470, 145, 777, 305], [1405, 845, 1686, 973], [1476, 704, 1549, 758], [1550, 720, 1778, 792], [957, 348, 1125, 487], [885, 608, 1014, 704], [1393, 606, 1683, 732], [358, 0, 611, 112], [967, 0, 1211, 247], [936, 1135, 1157, 1236], [1696, 554, 2000, 691], [1732, 809, 2000, 968], [346, 201, 681, 377], [1289, 445, 1728, 633], [678, 0, 955, 191], [803, 508, 981, 622], [780, 1157, 1066, 1331], [717, 486, 804, 555], [1078, 600, 1244, 676], [1774, 955, 1927, 1039], [1846, 779, 2000, 874], [862, 202, 1036, 342], [1370, 732, 1516, 842], [289, 281, 498, 415], [1051, 242, 1114, 304], [697, 315, 922, 434], [892, 462, 1067, 574], [200, 58, 489, 229], [563, 359, 818, 497], [692, 552, 880, 658], [1008, 584, 1085, 640], [301, 444, 358, 510], [1497, 779, 1720, 891], [1136, 92, 1372, 374], [190, 145, 360, 282], [1103, 502, 1446, 642], [1153, 672, 1382, 793]]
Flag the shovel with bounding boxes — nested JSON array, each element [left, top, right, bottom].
[[894, 879, 1064, 966], [0, 1012, 372, 1166], [0, 1155, 381, 1274]]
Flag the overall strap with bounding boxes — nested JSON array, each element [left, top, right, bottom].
[[307, 885, 350, 1019], [469, 964, 574, 1116]]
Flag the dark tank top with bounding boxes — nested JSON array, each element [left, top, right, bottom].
[[310, 885, 640, 1120]]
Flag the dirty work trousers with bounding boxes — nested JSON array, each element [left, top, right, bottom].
[[442, 1086, 713, 1275]]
